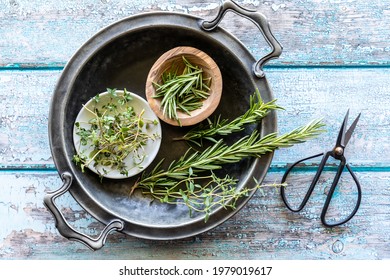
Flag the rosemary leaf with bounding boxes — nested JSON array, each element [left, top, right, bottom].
[[153, 56, 211, 122], [176, 89, 283, 143], [131, 118, 325, 218]]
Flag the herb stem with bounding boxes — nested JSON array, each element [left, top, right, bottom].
[[132, 119, 325, 193], [175, 89, 283, 144]]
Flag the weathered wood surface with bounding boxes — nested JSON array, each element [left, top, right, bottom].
[[0, 0, 389, 67], [0, 0, 389, 260], [1, 171, 388, 260], [1, 68, 389, 168]]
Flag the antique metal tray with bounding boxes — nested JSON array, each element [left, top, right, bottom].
[[44, 0, 282, 250]]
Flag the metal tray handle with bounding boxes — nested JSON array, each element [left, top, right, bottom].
[[202, 0, 283, 78], [43, 172, 124, 251]]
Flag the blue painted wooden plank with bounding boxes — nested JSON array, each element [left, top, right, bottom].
[[0, 170, 388, 259], [1, 68, 389, 168], [0, 0, 387, 263], [267, 67, 390, 167], [0, 0, 389, 66], [0, 70, 60, 167]]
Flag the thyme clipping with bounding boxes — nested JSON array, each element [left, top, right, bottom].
[[153, 56, 211, 123], [73, 88, 160, 177]]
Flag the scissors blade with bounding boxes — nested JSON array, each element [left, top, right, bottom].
[[336, 110, 349, 148], [344, 112, 361, 147]]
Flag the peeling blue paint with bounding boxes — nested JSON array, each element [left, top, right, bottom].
[[0, 0, 389, 260]]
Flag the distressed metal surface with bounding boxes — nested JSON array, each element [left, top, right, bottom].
[[47, 7, 277, 241], [0, 0, 389, 259]]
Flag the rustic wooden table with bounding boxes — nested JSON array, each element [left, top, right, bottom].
[[0, 0, 389, 260]]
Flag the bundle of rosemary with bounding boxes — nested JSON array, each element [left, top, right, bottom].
[[153, 56, 211, 122], [131, 90, 325, 221]]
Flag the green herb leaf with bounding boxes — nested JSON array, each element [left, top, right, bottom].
[[177, 89, 283, 143], [133, 117, 325, 222], [73, 89, 160, 178], [153, 56, 211, 124]]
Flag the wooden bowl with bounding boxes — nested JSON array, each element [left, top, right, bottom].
[[146, 46, 222, 126]]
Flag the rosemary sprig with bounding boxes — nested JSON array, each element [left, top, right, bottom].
[[135, 119, 325, 188], [175, 89, 283, 145], [153, 56, 211, 123], [131, 119, 325, 220]]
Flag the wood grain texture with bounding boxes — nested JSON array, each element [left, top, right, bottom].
[[0, 0, 389, 67], [0, 70, 59, 167], [0, 170, 388, 259], [1, 68, 389, 168], [0, 0, 389, 261]]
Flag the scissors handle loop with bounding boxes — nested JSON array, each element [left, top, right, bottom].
[[321, 163, 362, 227], [281, 153, 325, 212], [281, 152, 362, 227]]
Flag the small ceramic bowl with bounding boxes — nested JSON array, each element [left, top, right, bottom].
[[73, 90, 162, 179], [145, 46, 222, 126]]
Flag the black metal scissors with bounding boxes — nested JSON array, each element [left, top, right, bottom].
[[280, 110, 362, 227]]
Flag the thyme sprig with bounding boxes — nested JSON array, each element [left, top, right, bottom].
[[131, 119, 325, 220], [141, 171, 284, 221], [175, 89, 283, 145], [73, 88, 160, 177], [153, 56, 211, 123]]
